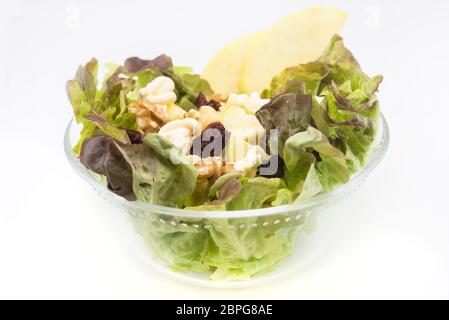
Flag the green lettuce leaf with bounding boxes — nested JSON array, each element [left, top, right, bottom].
[[208, 172, 244, 200], [226, 177, 285, 210], [84, 114, 131, 144], [143, 175, 299, 280], [183, 178, 211, 208], [271, 188, 294, 206], [262, 61, 329, 98], [284, 126, 350, 195], [142, 210, 298, 280], [186, 177, 244, 209], [215, 178, 244, 203], [204, 219, 295, 280], [189, 176, 282, 211], [115, 133, 198, 207], [294, 163, 323, 202], [142, 215, 210, 273], [316, 35, 383, 166], [66, 58, 138, 153], [171, 68, 214, 111]]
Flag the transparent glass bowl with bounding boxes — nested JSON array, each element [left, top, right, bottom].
[[64, 115, 389, 288]]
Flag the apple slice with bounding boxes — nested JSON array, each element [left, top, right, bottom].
[[240, 7, 347, 93], [224, 135, 252, 163], [202, 32, 262, 96], [220, 105, 265, 145], [166, 104, 186, 122]]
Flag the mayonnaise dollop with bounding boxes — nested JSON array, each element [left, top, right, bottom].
[[158, 118, 200, 154]]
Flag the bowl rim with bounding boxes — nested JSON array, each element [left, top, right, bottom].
[[64, 114, 389, 219]]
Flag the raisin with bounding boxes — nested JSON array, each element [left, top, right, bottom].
[[311, 150, 322, 162], [126, 129, 143, 144], [195, 92, 221, 111], [195, 92, 208, 107], [191, 122, 230, 158], [206, 99, 221, 111]]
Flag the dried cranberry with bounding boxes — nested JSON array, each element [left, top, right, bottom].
[[191, 122, 230, 158]]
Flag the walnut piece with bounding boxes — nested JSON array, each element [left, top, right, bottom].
[[208, 93, 228, 103], [184, 109, 200, 121], [128, 102, 164, 132], [185, 106, 221, 131], [194, 157, 235, 179]]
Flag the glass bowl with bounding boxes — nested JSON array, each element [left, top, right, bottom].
[[64, 114, 389, 288]]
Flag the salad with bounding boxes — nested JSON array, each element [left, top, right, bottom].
[[66, 7, 383, 280]]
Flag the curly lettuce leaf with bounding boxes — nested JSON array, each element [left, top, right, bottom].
[[96, 65, 138, 131], [124, 54, 173, 73], [124, 55, 172, 102], [66, 58, 98, 119], [263, 35, 382, 169], [124, 56, 214, 111], [80, 135, 136, 201], [66, 58, 100, 153], [318, 35, 369, 88], [256, 85, 312, 155]]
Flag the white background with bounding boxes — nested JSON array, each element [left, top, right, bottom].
[[1, 0, 448, 299]]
